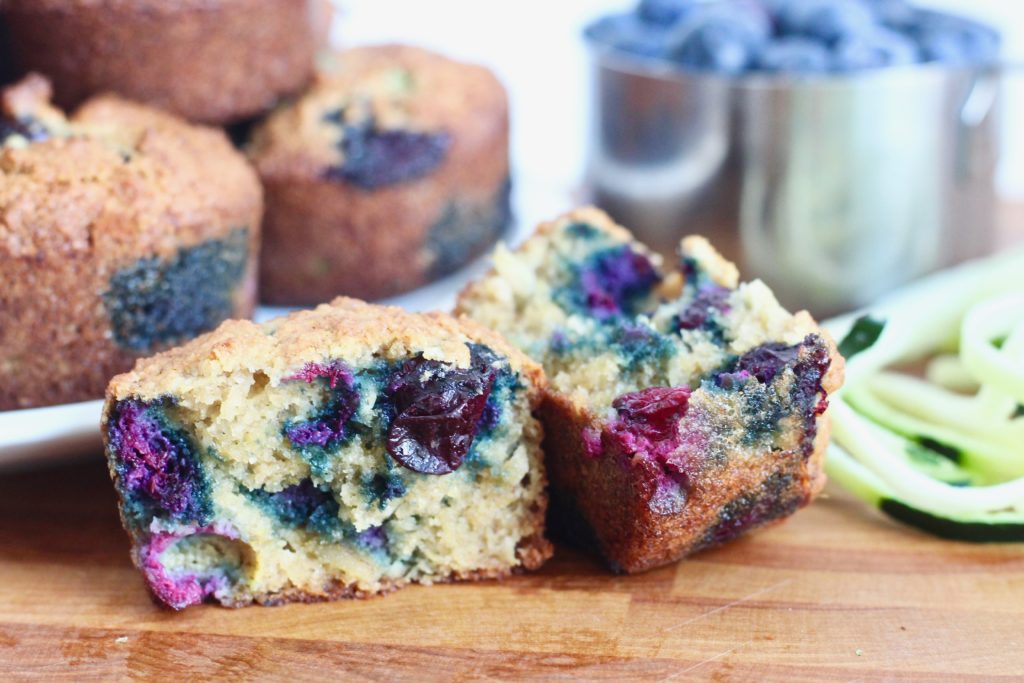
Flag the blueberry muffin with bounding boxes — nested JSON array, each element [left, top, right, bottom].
[[0, 75, 261, 411], [249, 45, 511, 304], [457, 207, 844, 573], [102, 298, 551, 609], [0, 0, 320, 124]]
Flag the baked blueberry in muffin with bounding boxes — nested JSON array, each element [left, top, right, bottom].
[[102, 298, 550, 609], [0, 0, 321, 124], [457, 207, 844, 573], [249, 45, 511, 303], [0, 75, 261, 411]]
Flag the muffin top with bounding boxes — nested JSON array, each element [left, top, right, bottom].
[[248, 44, 507, 185], [0, 74, 262, 261], [107, 296, 545, 403], [2, 0, 254, 14]]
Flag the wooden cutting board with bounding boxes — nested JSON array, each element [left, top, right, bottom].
[[1, 207, 1020, 680], [0, 457, 1020, 681]]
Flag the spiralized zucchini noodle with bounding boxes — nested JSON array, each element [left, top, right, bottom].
[[825, 248, 1024, 541]]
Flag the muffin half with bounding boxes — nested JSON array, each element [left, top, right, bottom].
[[102, 298, 551, 609], [457, 207, 844, 572]]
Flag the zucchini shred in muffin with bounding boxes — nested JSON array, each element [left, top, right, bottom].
[[0, 0, 320, 124], [457, 208, 844, 573], [0, 75, 261, 410], [102, 298, 551, 609], [249, 44, 511, 304]]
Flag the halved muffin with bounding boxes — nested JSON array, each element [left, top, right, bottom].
[[102, 298, 551, 609], [457, 207, 844, 572]]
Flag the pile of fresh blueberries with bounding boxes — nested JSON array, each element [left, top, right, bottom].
[[586, 0, 1001, 75]]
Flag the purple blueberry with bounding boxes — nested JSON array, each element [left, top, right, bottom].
[[912, 12, 1001, 66], [0, 117, 48, 144], [612, 386, 692, 445], [283, 361, 360, 450], [714, 336, 833, 457], [719, 342, 800, 386], [385, 345, 499, 475], [576, 246, 660, 320], [791, 335, 833, 455], [324, 112, 451, 189], [776, 0, 875, 46], [108, 399, 207, 520], [676, 285, 732, 331], [606, 386, 692, 467], [585, 13, 674, 59], [636, 0, 698, 27], [669, 6, 771, 74], [833, 27, 919, 70]]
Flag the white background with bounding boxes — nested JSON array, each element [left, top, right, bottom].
[[330, 0, 1024, 200]]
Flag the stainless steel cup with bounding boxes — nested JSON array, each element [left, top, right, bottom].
[[586, 47, 1004, 317]]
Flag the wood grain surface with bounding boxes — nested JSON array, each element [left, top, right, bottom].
[[0, 456, 1021, 681], [0, 207, 1020, 681]]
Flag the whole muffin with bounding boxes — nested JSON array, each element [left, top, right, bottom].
[[249, 45, 511, 304], [0, 75, 262, 411], [0, 0, 319, 124]]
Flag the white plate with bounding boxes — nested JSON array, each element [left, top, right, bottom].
[[0, 179, 575, 469]]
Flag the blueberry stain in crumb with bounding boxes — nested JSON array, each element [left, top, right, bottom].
[[697, 470, 804, 551], [322, 107, 450, 189], [363, 472, 407, 509], [675, 284, 732, 341], [247, 479, 345, 538], [713, 335, 832, 456], [0, 117, 49, 144], [282, 361, 361, 477], [424, 176, 512, 279], [103, 228, 249, 351], [556, 242, 660, 320], [108, 397, 211, 524]]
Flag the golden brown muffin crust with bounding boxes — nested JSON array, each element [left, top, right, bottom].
[[250, 45, 511, 303], [109, 297, 544, 402], [1, 0, 318, 123], [456, 207, 846, 573], [250, 44, 508, 179], [0, 75, 262, 410]]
